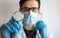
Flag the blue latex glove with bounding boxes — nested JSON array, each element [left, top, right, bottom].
[[1, 27, 10, 38], [35, 20, 48, 38], [1, 17, 22, 33], [0, 17, 23, 38]]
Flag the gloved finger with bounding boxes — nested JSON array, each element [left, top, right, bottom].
[[39, 26, 48, 38], [36, 20, 46, 30], [3, 24, 13, 33], [7, 22, 18, 33], [1, 25, 11, 38], [10, 19, 20, 30], [39, 21, 46, 29]]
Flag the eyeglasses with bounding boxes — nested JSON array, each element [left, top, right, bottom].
[[20, 7, 39, 13]]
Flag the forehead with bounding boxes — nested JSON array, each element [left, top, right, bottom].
[[21, 0, 38, 8]]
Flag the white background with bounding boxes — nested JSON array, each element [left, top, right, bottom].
[[0, 0, 60, 38]]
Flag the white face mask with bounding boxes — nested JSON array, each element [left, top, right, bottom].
[[23, 11, 41, 26]]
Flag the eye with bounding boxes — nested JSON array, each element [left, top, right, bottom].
[[21, 7, 30, 12], [31, 7, 39, 12], [32, 7, 38, 10]]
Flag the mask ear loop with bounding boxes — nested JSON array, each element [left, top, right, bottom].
[[39, 12, 42, 19], [37, 12, 43, 21]]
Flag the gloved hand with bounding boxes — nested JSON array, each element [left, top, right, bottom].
[[1, 17, 22, 33], [35, 20, 48, 38]]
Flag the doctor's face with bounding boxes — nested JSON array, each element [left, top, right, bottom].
[[19, 0, 40, 13]]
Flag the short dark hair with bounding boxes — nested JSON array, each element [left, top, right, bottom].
[[19, 0, 41, 8]]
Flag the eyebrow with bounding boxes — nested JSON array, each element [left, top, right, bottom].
[[21, 7, 38, 8]]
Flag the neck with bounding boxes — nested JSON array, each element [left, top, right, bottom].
[[23, 21, 34, 30], [23, 25, 34, 30]]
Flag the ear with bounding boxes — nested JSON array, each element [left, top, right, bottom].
[[19, 8, 23, 12], [19, 8, 21, 12], [38, 8, 40, 13]]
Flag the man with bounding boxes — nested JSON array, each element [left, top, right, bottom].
[[0, 0, 48, 38]]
